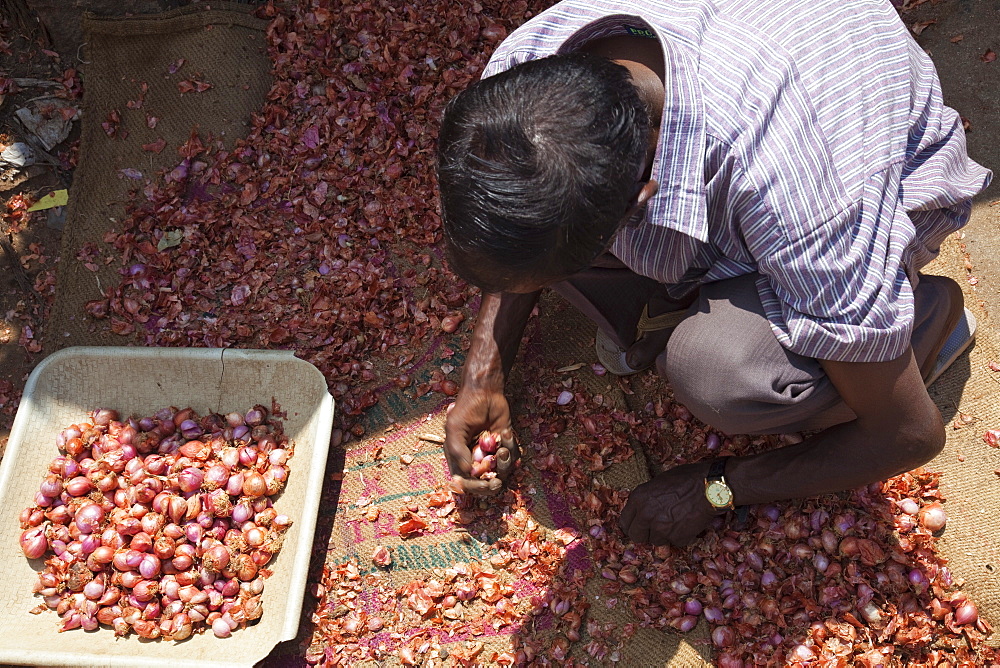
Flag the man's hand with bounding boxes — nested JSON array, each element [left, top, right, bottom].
[[619, 460, 719, 546], [444, 389, 520, 496], [443, 290, 539, 496]]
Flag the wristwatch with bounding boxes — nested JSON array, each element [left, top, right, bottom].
[[704, 457, 736, 511]]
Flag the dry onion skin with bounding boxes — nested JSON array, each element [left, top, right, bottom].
[[309, 370, 998, 666], [17, 406, 293, 639]]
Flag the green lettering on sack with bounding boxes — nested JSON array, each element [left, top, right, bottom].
[[424, 543, 449, 569], [363, 403, 387, 427], [393, 543, 411, 568]]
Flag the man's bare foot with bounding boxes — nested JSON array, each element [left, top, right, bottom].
[[623, 293, 695, 371], [916, 275, 964, 382], [625, 320, 678, 371]]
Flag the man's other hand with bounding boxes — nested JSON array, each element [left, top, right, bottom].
[[618, 460, 719, 546]]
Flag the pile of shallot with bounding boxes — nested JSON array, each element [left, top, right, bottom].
[[17, 406, 293, 639]]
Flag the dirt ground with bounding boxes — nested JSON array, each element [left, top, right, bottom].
[[905, 0, 1000, 313], [0, 17, 69, 456]]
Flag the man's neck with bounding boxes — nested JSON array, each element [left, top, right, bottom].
[[579, 35, 665, 174]]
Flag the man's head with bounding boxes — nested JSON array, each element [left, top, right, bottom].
[[437, 53, 651, 293]]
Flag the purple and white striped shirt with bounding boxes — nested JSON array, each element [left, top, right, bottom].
[[483, 0, 991, 363]]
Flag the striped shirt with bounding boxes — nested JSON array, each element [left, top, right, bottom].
[[482, 0, 991, 363]]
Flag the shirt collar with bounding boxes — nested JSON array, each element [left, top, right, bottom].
[[560, 15, 709, 242]]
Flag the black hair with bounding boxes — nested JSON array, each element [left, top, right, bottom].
[[437, 52, 650, 293]]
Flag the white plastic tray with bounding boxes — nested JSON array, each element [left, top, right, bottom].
[[0, 347, 334, 667]]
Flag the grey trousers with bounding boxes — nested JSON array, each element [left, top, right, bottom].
[[552, 261, 954, 436]]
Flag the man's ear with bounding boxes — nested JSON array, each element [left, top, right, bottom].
[[635, 180, 659, 207]]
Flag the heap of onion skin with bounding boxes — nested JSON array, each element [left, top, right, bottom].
[[17, 406, 294, 639]]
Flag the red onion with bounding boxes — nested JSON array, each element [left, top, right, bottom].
[[119, 571, 143, 589], [760, 505, 781, 522], [20, 526, 48, 559], [177, 467, 205, 493], [204, 464, 230, 490], [245, 527, 266, 548], [954, 599, 978, 625], [703, 606, 725, 624], [243, 472, 267, 497], [716, 653, 745, 668], [670, 615, 698, 632], [244, 408, 264, 427], [237, 446, 256, 468], [833, 512, 856, 534], [46, 504, 71, 525], [478, 431, 499, 454], [203, 545, 232, 572], [789, 645, 816, 662], [92, 408, 118, 426], [918, 502, 947, 532], [179, 420, 203, 440], [211, 617, 232, 638], [712, 625, 736, 648], [75, 503, 105, 534], [683, 599, 702, 616], [263, 468, 286, 494], [66, 477, 93, 497], [232, 501, 253, 525], [139, 554, 161, 579], [39, 475, 63, 498]]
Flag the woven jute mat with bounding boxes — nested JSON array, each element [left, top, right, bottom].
[[925, 233, 1000, 641], [45, 1, 271, 353], [303, 291, 714, 665]]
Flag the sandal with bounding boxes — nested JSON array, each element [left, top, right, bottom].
[[595, 305, 689, 376], [925, 307, 976, 387]]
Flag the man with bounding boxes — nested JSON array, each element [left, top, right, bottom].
[[436, 0, 991, 546]]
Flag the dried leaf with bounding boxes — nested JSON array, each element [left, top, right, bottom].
[[156, 228, 184, 251], [982, 49, 997, 63], [910, 20, 936, 36]]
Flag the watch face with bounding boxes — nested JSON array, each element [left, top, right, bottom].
[[706, 481, 733, 507]]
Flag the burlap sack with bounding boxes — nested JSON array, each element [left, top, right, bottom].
[[46, 1, 271, 353], [925, 232, 1000, 644], [42, 2, 998, 664]]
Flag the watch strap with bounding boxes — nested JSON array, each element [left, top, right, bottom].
[[706, 456, 729, 481]]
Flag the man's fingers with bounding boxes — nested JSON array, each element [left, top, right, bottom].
[[628, 521, 651, 545], [451, 474, 503, 497], [495, 447, 516, 478], [443, 430, 474, 476], [618, 492, 640, 534], [495, 429, 520, 477]]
